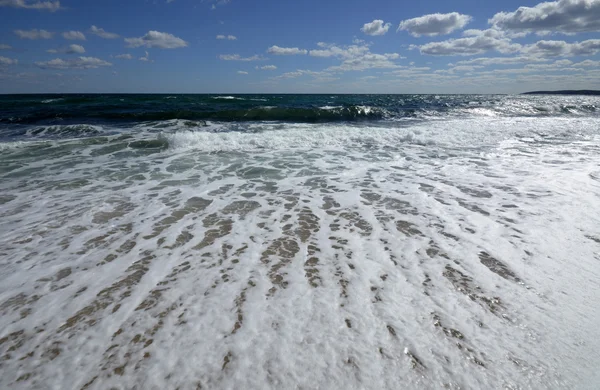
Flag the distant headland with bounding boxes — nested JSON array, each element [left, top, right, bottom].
[[522, 90, 600, 96]]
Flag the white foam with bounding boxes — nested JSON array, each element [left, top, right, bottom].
[[0, 140, 28, 151], [1, 116, 600, 389], [162, 124, 431, 152], [25, 124, 107, 138], [160, 117, 600, 153], [212, 96, 246, 100]]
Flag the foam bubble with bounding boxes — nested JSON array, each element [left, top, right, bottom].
[[41, 98, 63, 104], [1, 115, 599, 389], [212, 96, 246, 100]]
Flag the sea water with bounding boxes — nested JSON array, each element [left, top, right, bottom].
[[1, 94, 600, 389]]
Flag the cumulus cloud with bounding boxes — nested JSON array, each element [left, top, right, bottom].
[[490, 0, 600, 35], [90, 26, 119, 39], [237, 70, 248, 74], [573, 59, 600, 66], [115, 53, 133, 59], [0, 56, 18, 65], [267, 45, 308, 55], [0, 44, 12, 50], [453, 56, 547, 66], [47, 44, 85, 54], [274, 69, 332, 80], [452, 65, 485, 72], [389, 67, 432, 77], [309, 43, 371, 58], [308, 49, 335, 58], [307, 42, 403, 71], [14, 29, 54, 39], [327, 53, 402, 71], [139, 51, 152, 62], [35, 56, 112, 69], [398, 12, 472, 37], [257, 65, 277, 70], [62, 31, 85, 40], [418, 29, 521, 56], [125, 31, 187, 49], [0, 0, 60, 11], [521, 39, 600, 57], [361, 20, 391, 36], [217, 34, 237, 40], [219, 54, 264, 61], [524, 59, 574, 69]]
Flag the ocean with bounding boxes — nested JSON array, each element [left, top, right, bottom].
[[1, 94, 599, 389]]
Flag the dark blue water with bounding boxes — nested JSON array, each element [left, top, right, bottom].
[[0, 94, 598, 143]]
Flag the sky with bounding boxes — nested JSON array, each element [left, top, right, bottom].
[[0, 0, 599, 93]]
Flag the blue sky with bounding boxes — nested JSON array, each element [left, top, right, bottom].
[[0, 0, 599, 93]]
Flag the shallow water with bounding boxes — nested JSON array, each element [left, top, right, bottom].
[[1, 95, 600, 389]]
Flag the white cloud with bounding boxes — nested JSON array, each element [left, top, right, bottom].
[[35, 56, 112, 69], [257, 65, 277, 70], [309, 49, 336, 58], [47, 44, 85, 54], [389, 66, 432, 77], [125, 31, 187, 49], [217, 34, 237, 40], [462, 63, 585, 77], [490, 0, 600, 35], [267, 45, 308, 55], [0, 44, 12, 50], [463, 28, 529, 40], [521, 39, 600, 57], [90, 26, 119, 39], [115, 53, 133, 60], [274, 69, 332, 80], [327, 53, 403, 72], [309, 43, 370, 59], [453, 56, 547, 66], [139, 51, 152, 62], [62, 31, 86, 40], [0, 56, 18, 65], [418, 29, 521, 56], [0, 0, 60, 11], [237, 70, 248, 74], [219, 54, 264, 61], [361, 20, 391, 36], [68, 44, 85, 54], [452, 65, 485, 72], [307, 42, 403, 72], [524, 59, 575, 69], [398, 12, 472, 37], [573, 59, 600, 67], [14, 29, 54, 40]]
